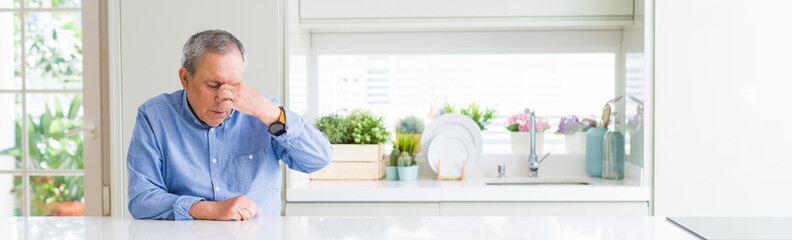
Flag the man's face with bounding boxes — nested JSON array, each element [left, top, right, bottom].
[[179, 49, 244, 127]]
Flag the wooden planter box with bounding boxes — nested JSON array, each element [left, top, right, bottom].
[[309, 144, 386, 180]]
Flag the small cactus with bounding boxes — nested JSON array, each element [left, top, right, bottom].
[[398, 151, 414, 167], [390, 147, 400, 166]]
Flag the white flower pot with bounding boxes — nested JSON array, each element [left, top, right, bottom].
[[510, 132, 544, 155], [564, 131, 587, 154]]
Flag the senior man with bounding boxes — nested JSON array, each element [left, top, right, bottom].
[[127, 30, 332, 221]]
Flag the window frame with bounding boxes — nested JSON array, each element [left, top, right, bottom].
[[299, 30, 626, 155], [0, 0, 103, 216]]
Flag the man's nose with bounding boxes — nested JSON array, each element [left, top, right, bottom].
[[217, 89, 234, 102]]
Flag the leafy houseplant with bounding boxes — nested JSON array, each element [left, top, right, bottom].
[[314, 114, 351, 144], [347, 110, 390, 145], [443, 103, 497, 130], [311, 110, 391, 180], [395, 116, 425, 135], [1, 95, 85, 216], [505, 112, 550, 155], [314, 110, 391, 145]]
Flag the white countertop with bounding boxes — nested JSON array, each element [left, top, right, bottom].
[[0, 216, 698, 240], [287, 177, 650, 202]]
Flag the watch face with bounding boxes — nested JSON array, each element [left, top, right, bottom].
[[270, 123, 286, 136]]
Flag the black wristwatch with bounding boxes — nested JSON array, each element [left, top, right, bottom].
[[269, 106, 287, 136]]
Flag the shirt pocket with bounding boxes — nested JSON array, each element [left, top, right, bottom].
[[233, 149, 267, 193]]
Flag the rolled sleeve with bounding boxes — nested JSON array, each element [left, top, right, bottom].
[[173, 196, 205, 221], [263, 95, 332, 174], [271, 108, 305, 148]]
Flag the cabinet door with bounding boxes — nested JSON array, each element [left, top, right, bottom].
[[440, 202, 648, 216], [301, 0, 633, 19], [286, 203, 439, 216]]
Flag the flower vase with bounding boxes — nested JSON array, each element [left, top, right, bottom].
[[510, 132, 544, 154], [55, 201, 84, 216], [564, 131, 587, 154], [585, 127, 608, 177]]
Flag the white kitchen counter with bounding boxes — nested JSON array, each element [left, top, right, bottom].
[[287, 177, 650, 202], [287, 156, 650, 202], [0, 216, 698, 239]]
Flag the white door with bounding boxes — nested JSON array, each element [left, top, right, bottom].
[[0, 0, 102, 216]]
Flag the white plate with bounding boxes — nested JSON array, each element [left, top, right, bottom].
[[426, 131, 475, 178], [421, 113, 482, 175]]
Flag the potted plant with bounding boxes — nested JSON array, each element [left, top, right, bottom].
[[394, 133, 419, 181], [387, 146, 400, 180], [311, 110, 391, 180], [443, 103, 497, 130], [506, 112, 550, 154], [1, 96, 85, 216], [395, 115, 425, 153], [555, 115, 593, 154]]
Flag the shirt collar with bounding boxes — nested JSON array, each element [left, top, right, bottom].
[[180, 89, 235, 128]]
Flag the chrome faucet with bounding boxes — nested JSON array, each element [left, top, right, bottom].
[[526, 108, 550, 178]]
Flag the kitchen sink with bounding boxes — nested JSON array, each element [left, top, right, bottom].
[[485, 178, 594, 186]]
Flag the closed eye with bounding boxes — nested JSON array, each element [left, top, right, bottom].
[[207, 81, 222, 89]]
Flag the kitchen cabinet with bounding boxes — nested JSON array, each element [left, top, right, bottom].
[[440, 202, 648, 216], [286, 203, 440, 216], [284, 202, 648, 217], [299, 0, 635, 31]]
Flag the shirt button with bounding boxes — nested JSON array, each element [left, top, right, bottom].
[[212, 158, 217, 163], [248, 155, 253, 160], [210, 128, 214, 132], [215, 187, 220, 191]]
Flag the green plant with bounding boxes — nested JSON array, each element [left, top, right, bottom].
[[314, 114, 351, 144], [394, 133, 419, 166], [1, 95, 85, 216], [397, 152, 413, 167], [314, 110, 391, 145], [395, 116, 425, 135], [347, 110, 390, 145], [389, 147, 400, 166], [395, 133, 419, 156], [443, 103, 497, 130]]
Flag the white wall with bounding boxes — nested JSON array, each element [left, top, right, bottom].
[[655, 0, 792, 216], [116, 0, 283, 217]]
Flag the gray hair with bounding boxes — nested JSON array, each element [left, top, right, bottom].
[[181, 29, 247, 78]]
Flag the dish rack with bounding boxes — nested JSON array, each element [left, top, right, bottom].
[[436, 158, 466, 180]]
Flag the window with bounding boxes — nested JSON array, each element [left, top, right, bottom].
[[0, 0, 99, 217], [291, 31, 625, 154]]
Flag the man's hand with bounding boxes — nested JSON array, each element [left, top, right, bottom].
[[188, 195, 261, 221], [218, 83, 281, 126]]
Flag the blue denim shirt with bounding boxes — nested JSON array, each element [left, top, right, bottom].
[[127, 90, 332, 220]]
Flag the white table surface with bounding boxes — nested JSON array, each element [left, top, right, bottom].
[[1, 216, 699, 240], [667, 217, 792, 240]]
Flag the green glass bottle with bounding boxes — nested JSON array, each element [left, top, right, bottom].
[[602, 111, 625, 180]]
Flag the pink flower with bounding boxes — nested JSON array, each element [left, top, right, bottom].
[[506, 112, 549, 132]]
